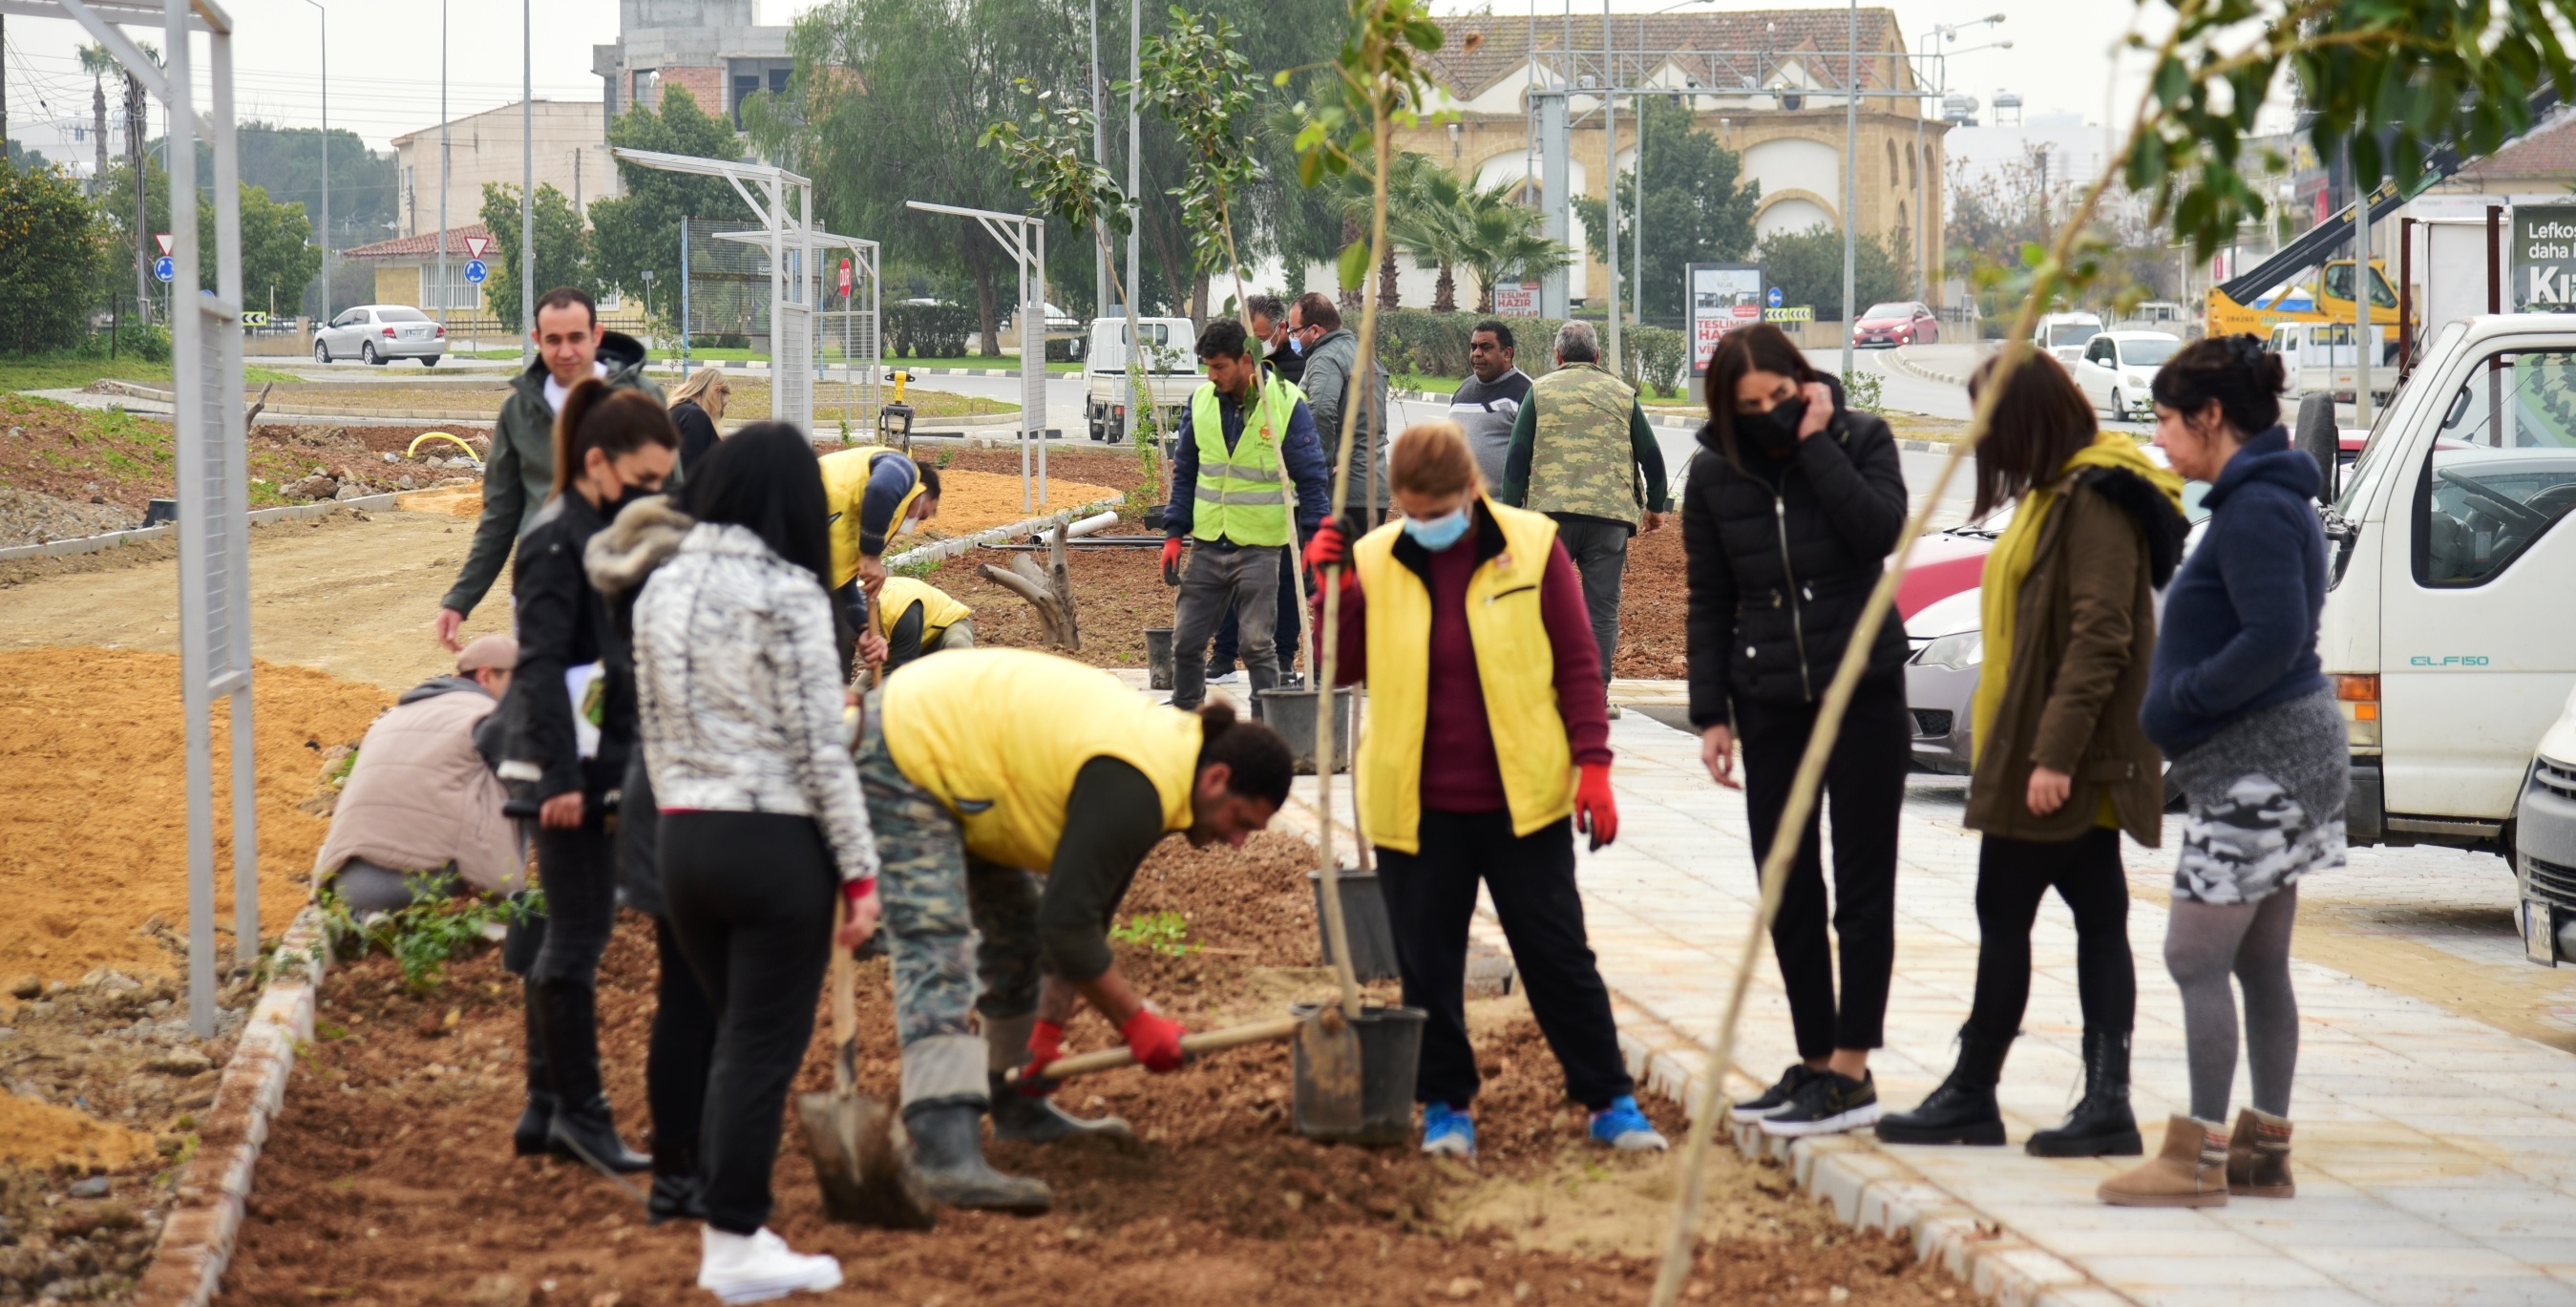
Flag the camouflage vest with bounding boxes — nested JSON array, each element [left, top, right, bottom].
[[1524, 363, 1643, 524]]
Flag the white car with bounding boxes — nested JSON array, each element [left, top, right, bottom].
[[2072, 330, 2183, 421], [2519, 682, 2576, 962], [315, 304, 445, 367]]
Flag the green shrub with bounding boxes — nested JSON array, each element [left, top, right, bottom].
[[886, 302, 977, 358], [71, 322, 172, 363], [1372, 309, 1688, 397], [0, 163, 106, 355]]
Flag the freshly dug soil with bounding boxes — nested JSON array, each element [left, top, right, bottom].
[[0, 648, 391, 985], [215, 827, 1956, 1306]]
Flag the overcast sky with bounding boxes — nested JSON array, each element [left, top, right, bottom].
[[0, 0, 2228, 158]]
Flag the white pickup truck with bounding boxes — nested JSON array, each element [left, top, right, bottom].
[[2319, 316, 2576, 912], [1083, 316, 1201, 443]]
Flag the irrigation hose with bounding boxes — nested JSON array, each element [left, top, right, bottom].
[[404, 431, 482, 469]]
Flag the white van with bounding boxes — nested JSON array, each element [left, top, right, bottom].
[[1084, 315, 1200, 442], [2266, 321, 2395, 406], [2321, 316, 2576, 889], [2034, 311, 2105, 365]]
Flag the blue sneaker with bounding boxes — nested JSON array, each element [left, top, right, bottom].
[[1591, 1095, 1669, 1151], [1421, 1103, 1476, 1158]]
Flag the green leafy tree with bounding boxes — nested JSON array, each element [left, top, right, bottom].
[[1133, 6, 1268, 317], [0, 163, 106, 353], [587, 85, 742, 334], [477, 182, 595, 333], [94, 158, 319, 318], [1573, 97, 1760, 323], [1753, 223, 1902, 323]]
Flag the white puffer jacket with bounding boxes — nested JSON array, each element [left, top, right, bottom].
[[630, 521, 880, 883]]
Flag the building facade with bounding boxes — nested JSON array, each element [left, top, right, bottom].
[[590, 0, 792, 137], [391, 100, 616, 240], [344, 222, 644, 342]]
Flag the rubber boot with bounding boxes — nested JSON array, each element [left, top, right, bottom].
[[987, 1072, 1133, 1144], [903, 1100, 1052, 1213], [538, 979, 652, 1174], [514, 988, 559, 1158], [2098, 1115, 2228, 1208], [2026, 1028, 2143, 1158], [2227, 1107, 2294, 1197], [647, 1138, 708, 1226], [1875, 1027, 2012, 1146]]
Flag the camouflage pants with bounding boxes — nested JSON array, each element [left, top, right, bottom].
[[855, 691, 1045, 1107]]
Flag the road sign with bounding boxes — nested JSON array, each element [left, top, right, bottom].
[[1767, 285, 1784, 308], [464, 260, 489, 285], [153, 256, 176, 284], [464, 235, 491, 261], [155, 233, 174, 257], [242, 311, 269, 327], [1763, 306, 1813, 323], [838, 259, 853, 297]]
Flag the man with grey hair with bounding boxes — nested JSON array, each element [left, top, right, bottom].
[[1500, 320, 1669, 712], [1244, 293, 1301, 387]]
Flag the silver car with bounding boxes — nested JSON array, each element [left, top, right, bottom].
[[314, 304, 446, 367]]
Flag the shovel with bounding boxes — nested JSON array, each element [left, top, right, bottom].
[[794, 903, 936, 1231], [1000, 1013, 1304, 1086]]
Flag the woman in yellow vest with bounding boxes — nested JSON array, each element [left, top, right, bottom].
[[873, 575, 975, 675], [1305, 421, 1666, 1161], [855, 647, 1296, 1212], [817, 445, 942, 664]]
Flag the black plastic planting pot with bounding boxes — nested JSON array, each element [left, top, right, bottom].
[[1145, 627, 1175, 690], [1254, 686, 1353, 774], [1306, 869, 1400, 982], [1289, 1002, 1425, 1147]]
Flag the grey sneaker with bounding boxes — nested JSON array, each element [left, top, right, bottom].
[[1731, 1064, 1819, 1123], [1760, 1069, 1882, 1138]]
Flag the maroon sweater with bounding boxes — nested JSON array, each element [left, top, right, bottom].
[[1320, 508, 1614, 813]]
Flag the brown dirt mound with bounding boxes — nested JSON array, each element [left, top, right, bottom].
[[0, 648, 391, 984], [0, 1094, 156, 1172]]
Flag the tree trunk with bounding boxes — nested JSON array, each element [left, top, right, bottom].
[[967, 246, 1001, 358], [91, 80, 106, 196], [1190, 270, 1212, 331], [1376, 243, 1399, 310], [1474, 273, 1493, 315], [1432, 264, 1455, 314]]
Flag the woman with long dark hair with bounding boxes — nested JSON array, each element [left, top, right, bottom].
[[632, 422, 882, 1296], [1876, 352, 2186, 1156], [509, 382, 677, 1175], [1683, 322, 1911, 1138], [2101, 337, 2339, 1208]]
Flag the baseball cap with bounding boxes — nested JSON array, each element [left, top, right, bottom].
[[456, 634, 518, 673]]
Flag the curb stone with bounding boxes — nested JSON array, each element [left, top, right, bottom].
[[130, 904, 331, 1307], [0, 494, 404, 563]]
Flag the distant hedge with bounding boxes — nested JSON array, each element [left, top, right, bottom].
[[1371, 309, 1689, 398], [886, 302, 977, 358]]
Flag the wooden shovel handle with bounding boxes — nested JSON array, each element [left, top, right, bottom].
[[1003, 1015, 1304, 1086], [831, 898, 856, 1097]]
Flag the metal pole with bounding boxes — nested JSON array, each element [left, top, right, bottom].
[[521, 0, 534, 358], [1602, 0, 1619, 373], [1091, 0, 1108, 316], [301, 1, 328, 321], [1035, 220, 1047, 504], [681, 217, 690, 369], [1915, 32, 1928, 306], [1632, 89, 1642, 330], [164, 0, 213, 1038], [2398, 215, 2415, 373], [211, 18, 256, 972], [2352, 139, 2372, 425], [437, 0, 449, 342], [1839, 0, 1858, 381], [1126, 0, 1139, 313]]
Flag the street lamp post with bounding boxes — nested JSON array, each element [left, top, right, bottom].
[[437, 0, 448, 342], [1914, 18, 2007, 318], [1840, 0, 1857, 382], [521, 0, 533, 360], [299, 0, 327, 323]]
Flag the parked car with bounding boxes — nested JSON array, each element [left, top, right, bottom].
[[1851, 301, 1940, 348], [2071, 330, 2184, 421], [315, 305, 445, 367], [2519, 682, 2576, 962], [2033, 311, 2105, 366]]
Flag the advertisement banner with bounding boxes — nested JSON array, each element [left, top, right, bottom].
[[1492, 281, 1540, 316], [1688, 264, 1765, 374], [2514, 205, 2576, 311]]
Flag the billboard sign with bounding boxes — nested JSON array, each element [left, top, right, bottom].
[[1688, 263, 1765, 375], [1492, 280, 1541, 316], [2514, 205, 2576, 311]]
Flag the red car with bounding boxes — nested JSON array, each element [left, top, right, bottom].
[[1851, 302, 1940, 349]]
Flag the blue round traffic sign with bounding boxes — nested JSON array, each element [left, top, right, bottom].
[[464, 260, 489, 285], [1766, 285, 1783, 308], [153, 256, 175, 284]]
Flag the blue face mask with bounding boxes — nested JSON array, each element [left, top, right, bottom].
[[1402, 505, 1472, 552], [1288, 334, 1306, 356]]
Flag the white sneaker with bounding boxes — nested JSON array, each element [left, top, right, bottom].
[[1206, 667, 1241, 685], [696, 1226, 843, 1303]]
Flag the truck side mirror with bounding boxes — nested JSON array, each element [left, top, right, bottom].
[[2294, 393, 2339, 505]]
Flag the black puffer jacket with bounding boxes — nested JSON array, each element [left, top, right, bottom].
[[1683, 379, 1911, 726]]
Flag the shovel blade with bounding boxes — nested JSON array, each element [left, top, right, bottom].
[[796, 1089, 936, 1231], [1292, 1008, 1367, 1140]]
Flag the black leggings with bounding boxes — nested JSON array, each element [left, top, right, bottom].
[[1966, 829, 2135, 1042], [1735, 675, 1909, 1058], [661, 811, 838, 1235], [645, 915, 719, 1166]]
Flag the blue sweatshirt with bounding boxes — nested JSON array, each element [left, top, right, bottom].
[[2140, 427, 2332, 756]]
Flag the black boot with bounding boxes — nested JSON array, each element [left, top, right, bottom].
[[1875, 1027, 2013, 1146], [2026, 1028, 2143, 1157], [903, 1100, 1051, 1213], [538, 979, 652, 1173], [645, 1138, 707, 1225], [986, 1072, 1132, 1145], [514, 989, 558, 1157]]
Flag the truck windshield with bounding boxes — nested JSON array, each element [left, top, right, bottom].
[[2413, 347, 2576, 586], [2339, 321, 2463, 516], [2046, 323, 2097, 347]]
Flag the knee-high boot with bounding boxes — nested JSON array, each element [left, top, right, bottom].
[[538, 977, 651, 1173]]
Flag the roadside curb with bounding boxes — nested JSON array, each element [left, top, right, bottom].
[[882, 495, 1122, 572], [130, 905, 332, 1307], [0, 494, 403, 563]]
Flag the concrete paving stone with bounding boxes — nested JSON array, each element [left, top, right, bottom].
[[2077, 1254, 2349, 1291], [2104, 1289, 2379, 1307], [2211, 1214, 2480, 1250], [2329, 1276, 2576, 1307], [2294, 1245, 2558, 1278]]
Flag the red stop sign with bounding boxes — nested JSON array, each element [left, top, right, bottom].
[[838, 260, 853, 296]]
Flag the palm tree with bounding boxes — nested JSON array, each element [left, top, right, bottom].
[[77, 44, 114, 193], [1450, 178, 1573, 314], [1388, 161, 1472, 312]]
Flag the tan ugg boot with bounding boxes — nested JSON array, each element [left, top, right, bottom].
[[2228, 1107, 2294, 1197], [2097, 1115, 2228, 1208]]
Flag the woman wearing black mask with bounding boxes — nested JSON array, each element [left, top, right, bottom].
[[508, 380, 679, 1175], [1682, 322, 1911, 1139]]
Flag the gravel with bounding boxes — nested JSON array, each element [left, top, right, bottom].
[[0, 489, 138, 549]]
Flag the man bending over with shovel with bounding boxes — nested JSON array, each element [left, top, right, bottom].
[[858, 646, 1296, 1212]]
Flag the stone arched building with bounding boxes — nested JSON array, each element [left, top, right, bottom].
[[1377, 10, 1948, 314]]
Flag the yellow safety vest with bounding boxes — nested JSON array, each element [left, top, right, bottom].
[[873, 576, 972, 643], [1352, 498, 1575, 853], [820, 446, 927, 589], [1188, 375, 1304, 548], [879, 648, 1203, 872]]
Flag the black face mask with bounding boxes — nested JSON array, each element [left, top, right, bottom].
[[1735, 397, 1806, 453], [603, 482, 659, 517]]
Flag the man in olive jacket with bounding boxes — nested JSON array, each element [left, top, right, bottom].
[[434, 286, 662, 650], [1288, 292, 1389, 519]]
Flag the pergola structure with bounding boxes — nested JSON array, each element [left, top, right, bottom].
[[7, 0, 256, 1038], [906, 200, 1049, 511]]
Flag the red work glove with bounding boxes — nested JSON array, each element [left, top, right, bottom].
[[1021, 1019, 1066, 1095], [1119, 1007, 1187, 1073], [1160, 537, 1185, 587], [1575, 762, 1619, 852], [1301, 517, 1357, 593]]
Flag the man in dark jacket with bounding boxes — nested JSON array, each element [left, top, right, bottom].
[[1290, 291, 1388, 518], [434, 286, 662, 650]]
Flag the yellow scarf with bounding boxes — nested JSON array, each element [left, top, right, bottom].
[[1970, 432, 2185, 764]]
